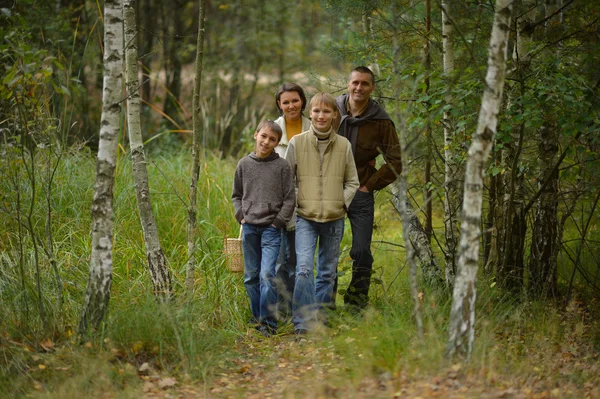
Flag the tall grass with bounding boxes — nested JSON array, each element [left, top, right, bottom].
[[0, 148, 253, 395], [1, 148, 598, 397]]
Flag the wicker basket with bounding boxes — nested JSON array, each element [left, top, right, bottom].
[[223, 227, 244, 273]]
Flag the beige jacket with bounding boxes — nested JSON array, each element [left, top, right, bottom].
[[285, 125, 359, 223]]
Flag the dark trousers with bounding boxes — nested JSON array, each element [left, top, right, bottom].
[[275, 229, 296, 318], [343, 190, 375, 308]]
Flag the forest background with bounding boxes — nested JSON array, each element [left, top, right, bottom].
[[1, 0, 599, 397]]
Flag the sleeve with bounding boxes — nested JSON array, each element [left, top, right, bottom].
[[231, 161, 244, 223], [364, 120, 403, 192], [343, 142, 360, 209], [283, 139, 299, 231], [272, 161, 296, 229]]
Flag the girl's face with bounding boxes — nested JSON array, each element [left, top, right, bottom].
[[278, 91, 303, 121]]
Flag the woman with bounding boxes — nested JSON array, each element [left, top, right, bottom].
[[273, 83, 311, 319]]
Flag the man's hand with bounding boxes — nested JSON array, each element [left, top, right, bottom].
[[358, 186, 369, 193]]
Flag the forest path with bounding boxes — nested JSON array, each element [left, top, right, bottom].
[[134, 317, 599, 399]]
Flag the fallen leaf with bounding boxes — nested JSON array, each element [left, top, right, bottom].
[[139, 362, 151, 373], [142, 381, 155, 392], [38, 364, 46, 370], [40, 338, 54, 351], [158, 377, 177, 388]]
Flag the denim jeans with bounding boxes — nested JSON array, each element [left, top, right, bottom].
[[242, 223, 281, 330], [344, 190, 375, 308], [293, 216, 344, 330], [275, 229, 296, 319]]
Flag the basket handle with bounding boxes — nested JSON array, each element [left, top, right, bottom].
[[238, 224, 243, 239]]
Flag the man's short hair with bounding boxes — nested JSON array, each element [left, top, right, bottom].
[[256, 120, 283, 141], [350, 66, 375, 84]]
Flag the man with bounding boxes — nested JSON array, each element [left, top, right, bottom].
[[335, 66, 402, 310]]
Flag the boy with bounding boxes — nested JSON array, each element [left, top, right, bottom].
[[285, 93, 359, 334], [232, 120, 295, 337]]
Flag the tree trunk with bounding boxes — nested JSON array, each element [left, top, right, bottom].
[[123, 0, 172, 300], [391, 0, 442, 288], [498, 0, 536, 292], [441, 0, 460, 285], [447, 0, 514, 359], [79, 0, 123, 335], [391, 1, 422, 338], [528, 121, 559, 298], [162, 0, 184, 128], [187, 0, 207, 292], [137, 0, 154, 105], [424, 0, 433, 245]]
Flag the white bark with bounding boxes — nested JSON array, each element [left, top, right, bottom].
[[123, 0, 172, 300], [447, 0, 514, 359], [391, 0, 422, 336], [79, 0, 123, 334], [187, 0, 207, 292], [441, 0, 460, 286]]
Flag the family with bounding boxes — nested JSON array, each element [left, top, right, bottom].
[[231, 66, 403, 337]]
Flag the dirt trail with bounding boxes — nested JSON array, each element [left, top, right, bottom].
[[137, 322, 600, 399]]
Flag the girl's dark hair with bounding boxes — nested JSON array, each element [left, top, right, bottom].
[[275, 82, 307, 115]]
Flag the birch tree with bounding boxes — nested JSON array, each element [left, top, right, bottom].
[[441, 0, 460, 286], [497, 0, 536, 292], [123, 0, 172, 300], [79, 0, 123, 334], [186, 0, 207, 291], [447, 0, 514, 359], [390, 1, 442, 294]]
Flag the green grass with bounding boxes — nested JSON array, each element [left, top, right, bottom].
[[0, 148, 598, 398]]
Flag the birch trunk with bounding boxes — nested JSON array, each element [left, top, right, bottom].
[[441, 0, 460, 285], [79, 0, 123, 334], [391, 1, 422, 338], [447, 0, 514, 359], [186, 0, 207, 292], [123, 0, 172, 300], [424, 0, 433, 244], [499, 0, 536, 292]]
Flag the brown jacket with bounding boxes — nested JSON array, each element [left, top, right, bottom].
[[335, 94, 402, 192]]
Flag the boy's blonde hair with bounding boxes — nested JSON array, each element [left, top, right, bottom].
[[309, 92, 337, 112]]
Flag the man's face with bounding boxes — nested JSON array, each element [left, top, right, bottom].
[[347, 71, 375, 103], [253, 127, 280, 158]]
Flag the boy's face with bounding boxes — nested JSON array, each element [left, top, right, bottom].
[[309, 102, 337, 131], [253, 127, 280, 158]]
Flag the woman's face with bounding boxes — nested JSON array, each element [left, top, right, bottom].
[[278, 91, 303, 121]]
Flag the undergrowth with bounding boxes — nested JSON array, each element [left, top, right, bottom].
[[0, 150, 598, 398]]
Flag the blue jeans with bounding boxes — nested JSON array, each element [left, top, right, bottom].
[[242, 223, 281, 330], [293, 216, 344, 330], [275, 229, 296, 318], [344, 190, 375, 308]]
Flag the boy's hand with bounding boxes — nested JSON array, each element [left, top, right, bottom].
[[241, 219, 246, 224]]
